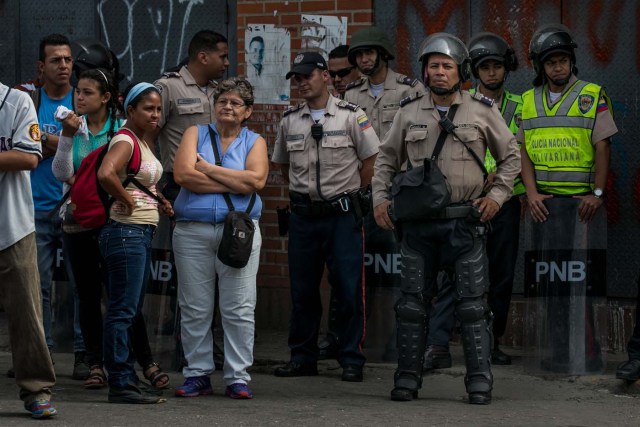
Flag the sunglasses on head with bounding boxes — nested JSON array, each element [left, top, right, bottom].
[[329, 66, 355, 78]]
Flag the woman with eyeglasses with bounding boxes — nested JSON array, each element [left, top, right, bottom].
[[172, 78, 268, 399]]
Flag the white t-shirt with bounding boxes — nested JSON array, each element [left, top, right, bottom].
[[0, 83, 42, 250]]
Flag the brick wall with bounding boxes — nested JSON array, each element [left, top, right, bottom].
[[236, 0, 374, 329]]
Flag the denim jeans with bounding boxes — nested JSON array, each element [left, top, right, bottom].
[[64, 229, 155, 368], [99, 221, 155, 388], [35, 210, 84, 352]]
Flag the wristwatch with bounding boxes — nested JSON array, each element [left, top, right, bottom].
[[593, 188, 604, 199], [40, 132, 48, 145]]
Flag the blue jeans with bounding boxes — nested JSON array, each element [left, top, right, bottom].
[[99, 221, 154, 388], [35, 210, 84, 352]]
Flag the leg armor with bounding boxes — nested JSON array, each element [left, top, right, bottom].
[[454, 226, 493, 396], [394, 243, 428, 391]]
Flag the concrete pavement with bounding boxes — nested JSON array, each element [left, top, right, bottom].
[[1, 331, 639, 426]]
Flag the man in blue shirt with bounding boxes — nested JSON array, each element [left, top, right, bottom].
[[15, 34, 87, 380]]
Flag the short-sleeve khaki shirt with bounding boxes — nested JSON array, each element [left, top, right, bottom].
[[272, 94, 380, 200], [344, 68, 425, 139], [154, 66, 217, 172], [372, 90, 521, 208]]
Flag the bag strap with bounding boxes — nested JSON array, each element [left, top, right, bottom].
[[0, 87, 11, 112], [207, 125, 256, 214], [430, 103, 459, 162], [428, 104, 488, 180], [116, 128, 162, 203]]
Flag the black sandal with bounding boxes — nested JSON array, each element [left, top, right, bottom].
[[85, 365, 107, 390], [143, 362, 170, 390]]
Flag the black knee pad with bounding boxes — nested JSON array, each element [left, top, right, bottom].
[[395, 296, 427, 323], [456, 300, 486, 324]]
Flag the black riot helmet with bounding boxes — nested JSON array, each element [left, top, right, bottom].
[[347, 26, 395, 65], [71, 39, 114, 80], [468, 32, 518, 78], [529, 24, 578, 85], [418, 32, 471, 90]]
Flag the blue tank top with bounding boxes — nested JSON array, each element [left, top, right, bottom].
[[31, 88, 73, 212], [174, 124, 263, 223]]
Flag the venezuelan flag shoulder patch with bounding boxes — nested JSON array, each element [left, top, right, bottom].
[[357, 114, 371, 131]]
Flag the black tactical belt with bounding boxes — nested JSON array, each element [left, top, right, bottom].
[[289, 191, 352, 218], [426, 205, 478, 220]]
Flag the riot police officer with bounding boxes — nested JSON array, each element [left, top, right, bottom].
[[519, 24, 617, 374], [519, 24, 617, 222], [426, 33, 523, 369], [345, 26, 425, 138], [272, 52, 380, 382], [372, 33, 520, 403]]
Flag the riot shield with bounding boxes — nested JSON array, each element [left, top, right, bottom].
[[362, 212, 401, 362], [142, 215, 180, 369], [523, 197, 607, 375]]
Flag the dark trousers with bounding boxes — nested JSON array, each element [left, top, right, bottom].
[[486, 196, 521, 338], [287, 211, 366, 368], [64, 229, 154, 369], [428, 196, 520, 347], [627, 275, 640, 360]]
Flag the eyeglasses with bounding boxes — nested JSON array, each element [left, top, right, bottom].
[[215, 98, 245, 108], [329, 66, 356, 78]]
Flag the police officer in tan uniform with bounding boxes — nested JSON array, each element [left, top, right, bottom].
[[372, 33, 520, 404], [344, 26, 424, 139], [271, 52, 379, 383], [151, 30, 230, 202]]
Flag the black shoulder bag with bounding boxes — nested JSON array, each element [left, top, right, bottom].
[[390, 104, 459, 221], [208, 125, 257, 269]]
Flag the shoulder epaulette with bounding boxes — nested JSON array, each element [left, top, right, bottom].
[[345, 77, 366, 91], [399, 91, 424, 107], [283, 104, 304, 117], [397, 75, 420, 87], [160, 71, 181, 79], [337, 100, 359, 111], [470, 91, 494, 107]]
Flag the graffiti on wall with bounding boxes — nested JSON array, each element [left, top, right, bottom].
[[97, 0, 209, 84], [301, 14, 348, 59]]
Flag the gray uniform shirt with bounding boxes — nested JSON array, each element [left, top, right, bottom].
[[272, 94, 380, 201], [0, 83, 42, 250], [344, 68, 425, 139], [372, 89, 521, 208], [154, 66, 217, 172]]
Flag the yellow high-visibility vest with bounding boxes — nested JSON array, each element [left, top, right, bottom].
[[522, 80, 601, 195]]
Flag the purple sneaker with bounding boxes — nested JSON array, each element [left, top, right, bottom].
[[24, 399, 57, 419], [225, 382, 253, 399], [175, 376, 213, 397]]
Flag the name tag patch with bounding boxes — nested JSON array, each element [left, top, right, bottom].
[[177, 98, 200, 105], [286, 134, 305, 141], [409, 124, 428, 130]]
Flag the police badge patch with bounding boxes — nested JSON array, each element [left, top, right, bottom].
[[578, 94, 595, 114], [29, 124, 40, 141]]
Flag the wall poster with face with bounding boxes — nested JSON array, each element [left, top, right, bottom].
[[245, 24, 291, 105]]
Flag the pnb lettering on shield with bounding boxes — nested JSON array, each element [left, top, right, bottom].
[[535, 261, 586, 282]]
